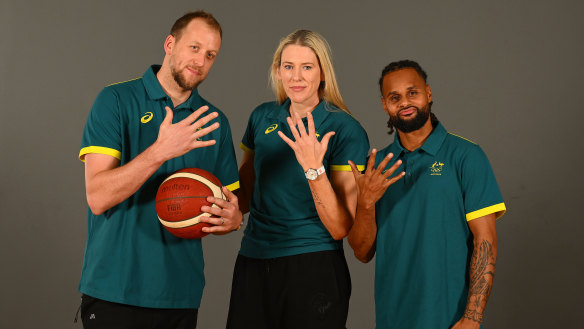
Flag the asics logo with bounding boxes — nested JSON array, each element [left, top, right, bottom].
[[265, 124, 278, 134], [141, 112, 153, 123]]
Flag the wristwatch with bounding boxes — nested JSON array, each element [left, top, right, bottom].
[[305, 166, 326, 181]]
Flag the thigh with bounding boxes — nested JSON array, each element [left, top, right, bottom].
[[226, 254, 270, 329], [274, 250, 352, 329], [81, 295, 198, 329]]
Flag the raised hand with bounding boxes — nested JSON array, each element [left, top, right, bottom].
[[154, 105, 220, 162], [348, 149, 405, 209], [278, 111, 335, 171], [199, 186, 244, 234]]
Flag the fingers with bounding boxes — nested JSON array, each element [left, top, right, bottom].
[[384, 171, 405, 188], [278, 130, 296, 150], [193, 120, 220, 139], [184, 105, 210, 124], [293, 112, 308, 138], [365, 149, 378, 175], [221, 186, 238, 203], [382, 159, 403, 179], [306, 112, 316, 137], [348, 160, 362, 181], [191, 112, 219, 130], [376, 153, 395, 174], [286, 117, 301, 142]]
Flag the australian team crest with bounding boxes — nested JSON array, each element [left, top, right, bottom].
[[429, 161, 445, 175]]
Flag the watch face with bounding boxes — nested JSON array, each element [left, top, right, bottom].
[[306, 169, 318, 180]]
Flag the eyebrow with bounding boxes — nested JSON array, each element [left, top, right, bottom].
[[385, 85, 419, 98], [282, 61, 315, 65]]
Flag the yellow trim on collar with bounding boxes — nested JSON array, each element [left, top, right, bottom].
[[330, 164, 365, 171], [79, 146, 122, 162], [466, 203, 506, 221], [239, 143, 254, 154], [225, 181, 240, 191]]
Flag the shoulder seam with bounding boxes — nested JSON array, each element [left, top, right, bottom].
[[107, 77, 142, 87], [447, 132, 477, 145]]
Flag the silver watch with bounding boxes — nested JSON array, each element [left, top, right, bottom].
[[305, 166, 325, 181]]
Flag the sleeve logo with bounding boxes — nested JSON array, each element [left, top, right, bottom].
[[141, 112, 154, 123], [429, 161, 444, 175]]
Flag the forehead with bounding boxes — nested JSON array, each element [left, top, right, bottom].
[[382, 68, 426, 94], [177, 19, 221, 49], [281, 44, 318, 62]]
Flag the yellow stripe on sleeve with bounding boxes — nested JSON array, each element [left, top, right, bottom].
[[225, 181, 240, 191], [79, 146, 122, 162], [330, 164, 365, 171], [239, 143, 254, 154], [466, 203, 507, 221]]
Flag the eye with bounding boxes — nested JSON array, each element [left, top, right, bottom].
[[192, 45, 199, 52], [408, 90, 418, 97], [283, 64, 292, 70], [206, 52, 216, 60], [303, 65, 312, 70], [389, 95, 400, 103]]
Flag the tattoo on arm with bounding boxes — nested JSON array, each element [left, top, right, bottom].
[[311, 190, 325, 208], [463, 239, 496, 323]]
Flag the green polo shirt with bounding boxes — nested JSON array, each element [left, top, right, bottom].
[[373, 123, 506, 329], [78, 65, 239, 309], [239, 99, 369, 259]]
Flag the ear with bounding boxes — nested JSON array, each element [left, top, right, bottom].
[[163, 35, 175, 55], [275, 64, 282, 80], [426, 84, 433, 103]]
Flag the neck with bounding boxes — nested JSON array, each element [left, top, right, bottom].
[[156, 64, 193, 107], [397, 119, 434, 152], [289, 97, 320, 118]]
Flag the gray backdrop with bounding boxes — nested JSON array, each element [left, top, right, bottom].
[[1, 0, 582, 328]]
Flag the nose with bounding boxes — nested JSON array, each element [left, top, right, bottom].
[[192, 52, 205, 67], [292, 67, 302, 81]]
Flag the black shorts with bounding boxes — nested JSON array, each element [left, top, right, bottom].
[[226, 249, 351, 329], [80, 294, 198, 329]]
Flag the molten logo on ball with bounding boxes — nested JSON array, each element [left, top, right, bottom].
[[155, 168, 225, 239]]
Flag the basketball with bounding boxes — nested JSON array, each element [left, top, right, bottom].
[[155, 168, 225, 239]]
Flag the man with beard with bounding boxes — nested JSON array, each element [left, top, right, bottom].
[[348, 60, 506, 329], [77, 11, 241, 329]]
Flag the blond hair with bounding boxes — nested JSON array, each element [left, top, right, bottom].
[[269, 30, 349, 114]]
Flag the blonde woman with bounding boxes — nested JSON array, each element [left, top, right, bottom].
[[227, 30, 369, 329]]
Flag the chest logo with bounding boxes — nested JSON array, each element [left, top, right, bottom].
[[265, 124, 278, 134], [141, 112, 153, 123], [430, 161, 444, 175]]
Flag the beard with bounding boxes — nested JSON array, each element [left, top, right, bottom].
[[171, 65, 202, 91], [389, 103, 432, 133]]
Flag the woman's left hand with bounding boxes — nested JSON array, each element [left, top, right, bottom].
[[278, 111, 335, 171]]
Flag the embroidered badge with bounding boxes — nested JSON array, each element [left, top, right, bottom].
[[430, 161, 444, 175]]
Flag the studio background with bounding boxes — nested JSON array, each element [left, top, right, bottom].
[[1, 0, 582, 328]]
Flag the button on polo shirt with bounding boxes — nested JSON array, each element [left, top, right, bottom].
[[373, 123, 505, 329], [239, 100, 369, 259], [78, 65, 239, 309]]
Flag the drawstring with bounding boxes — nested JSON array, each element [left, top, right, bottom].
[[73, 296, 82, 323]]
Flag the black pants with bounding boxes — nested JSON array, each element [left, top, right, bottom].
[[226, 250, 351, 329], [80, 294, 198, 329]]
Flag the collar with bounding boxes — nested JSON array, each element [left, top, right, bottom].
[[391, 122, 447, 156], [266, 99, 332, 131], [142, 65, 202, 111]]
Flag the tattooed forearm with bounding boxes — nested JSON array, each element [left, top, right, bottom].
[[463, 239, 496, 323], [311, 190, 325, 208]]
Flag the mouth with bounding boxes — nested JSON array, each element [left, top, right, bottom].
[[290, 86, 305, 92], [185, 66, 201, 76], [399, 106, 417, 117]]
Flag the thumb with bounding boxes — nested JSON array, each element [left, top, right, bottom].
[[320, 131, 335, 153], [161, 106, 173, 126]]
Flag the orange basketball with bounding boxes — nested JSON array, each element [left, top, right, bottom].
[[155, 168, 225, 239]]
